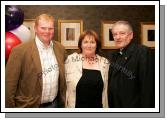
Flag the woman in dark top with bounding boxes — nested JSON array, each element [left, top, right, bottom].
[[65, 30, 109, 108]]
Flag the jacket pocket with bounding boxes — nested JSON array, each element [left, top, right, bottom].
[[15, 96, 40, 108]]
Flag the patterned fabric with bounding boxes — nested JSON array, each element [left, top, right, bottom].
[[36, 37, 59, 104]]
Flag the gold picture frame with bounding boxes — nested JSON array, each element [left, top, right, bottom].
[[23, 19, 35, 40], [140, 22, 155, 48], [101, 20, 117, 49], [58, 20, 83, 49]]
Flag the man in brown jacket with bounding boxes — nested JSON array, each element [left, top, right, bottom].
[[5, 14, 66, 108]]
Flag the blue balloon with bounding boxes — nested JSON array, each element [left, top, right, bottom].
[[5, 5, 24, 32]]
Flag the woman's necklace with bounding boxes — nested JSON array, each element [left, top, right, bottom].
[[86, 56, 98, 65]]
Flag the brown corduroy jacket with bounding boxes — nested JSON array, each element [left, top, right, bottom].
[[5, 39, 67, 108]]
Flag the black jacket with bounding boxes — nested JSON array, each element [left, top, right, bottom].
[[108, 42, 155, 108]]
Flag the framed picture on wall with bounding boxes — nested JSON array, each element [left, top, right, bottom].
[[140, 22, 155, 48], [23, 19, 35, 40], [58, 20, 83, 49], [101, 20, 117, 49]]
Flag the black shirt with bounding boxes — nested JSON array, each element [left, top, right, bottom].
[[75, 69, 103, 108]]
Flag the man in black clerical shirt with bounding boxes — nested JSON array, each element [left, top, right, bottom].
[[108, 20, 155, 108]]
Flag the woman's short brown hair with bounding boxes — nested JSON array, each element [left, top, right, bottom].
[[78, 30, 100, 53]]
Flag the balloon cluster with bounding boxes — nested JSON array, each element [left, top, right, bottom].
[[5, 5, 31, 60]]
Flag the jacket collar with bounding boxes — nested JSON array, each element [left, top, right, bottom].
[[31, 40, 43, 90], [113, 42, 136, 57], [111, 42, 137, 67]]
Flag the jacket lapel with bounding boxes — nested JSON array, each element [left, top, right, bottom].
[[53, 41, 61, 71], [31, 40, 43, 90], [74, 54, 82, 85], [77, 54, 83, 74], [97, 55, 106, 82]]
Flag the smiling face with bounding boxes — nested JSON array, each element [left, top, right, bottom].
[[112, 24, 133, 49], [81, 35, 97, 57], [34, 16, 54, 45]]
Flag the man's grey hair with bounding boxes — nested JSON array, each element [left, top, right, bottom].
[[112, 20, 133, 32]]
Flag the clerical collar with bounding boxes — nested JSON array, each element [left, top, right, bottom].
[[119, 48, 124, 55], [118, 42, 136, 56]]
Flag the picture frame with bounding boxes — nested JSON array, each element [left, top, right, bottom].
[[140, 22, 155, 48], [101, 20, 117, 49], [58, 20, 83, 49], [23, 19, 35, 40]]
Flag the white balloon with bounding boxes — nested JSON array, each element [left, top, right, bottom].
[[10, 24, 31, 42]]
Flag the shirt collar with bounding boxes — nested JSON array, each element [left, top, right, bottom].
[[117, 42, 136, 56], [35, 36, 53, 50]]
